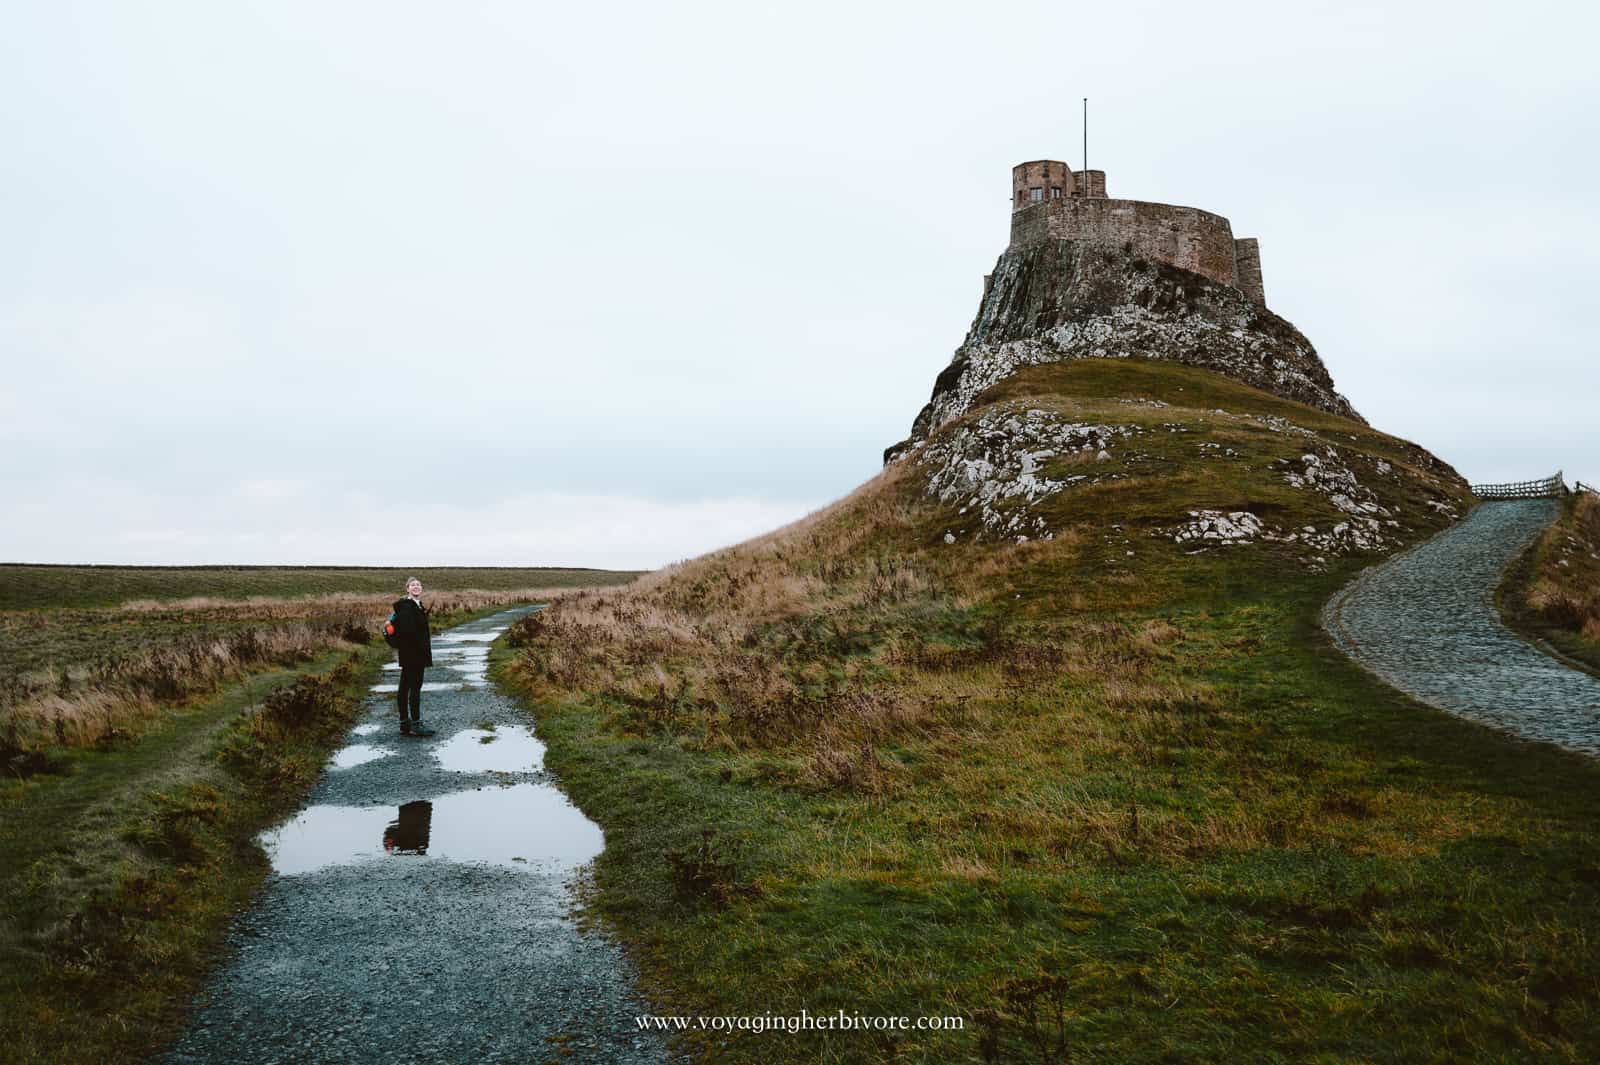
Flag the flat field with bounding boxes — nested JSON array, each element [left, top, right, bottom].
[[0, 563, 629, 611]]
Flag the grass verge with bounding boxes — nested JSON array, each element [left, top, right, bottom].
[[1500, 491, 1600, 673], [0, 647, 380, 1064]]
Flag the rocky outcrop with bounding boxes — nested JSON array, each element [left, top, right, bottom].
[[886, 240, 1361, 462]]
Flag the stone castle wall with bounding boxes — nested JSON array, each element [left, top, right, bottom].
[[1007, 159, 1265, 305], [1010, 198, 1241, 289], [1233, 238, 1265, 305]]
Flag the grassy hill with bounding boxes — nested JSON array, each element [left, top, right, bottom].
[[501, 359, 1600, 1063]]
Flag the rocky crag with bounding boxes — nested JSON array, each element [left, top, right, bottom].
[[886, 239, 1362, 463]]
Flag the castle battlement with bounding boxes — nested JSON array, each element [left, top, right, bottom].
[[1006, 160, 1266, 306]]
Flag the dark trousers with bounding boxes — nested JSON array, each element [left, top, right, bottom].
[[397, 664, 425, 722]]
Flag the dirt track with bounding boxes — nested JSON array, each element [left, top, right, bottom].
[[165, 606, 670, 1065]]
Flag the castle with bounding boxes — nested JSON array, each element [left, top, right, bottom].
[[1000, 160, 1266, 306], [884, 156, 1355, 463]]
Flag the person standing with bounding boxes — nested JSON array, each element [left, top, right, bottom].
[[392, 577, 434, 737]]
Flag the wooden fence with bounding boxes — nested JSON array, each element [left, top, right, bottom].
[[1577, 480, 1599, 497], [1470, 472, 1566, 499]]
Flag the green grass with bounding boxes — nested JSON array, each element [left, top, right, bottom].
[[498, 359, 1599, 1063], [0, 564, 637, 611]]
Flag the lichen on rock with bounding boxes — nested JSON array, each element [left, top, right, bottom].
[[917, 405, 1138, 542]]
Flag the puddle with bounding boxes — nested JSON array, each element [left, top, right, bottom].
[[434, 631, 505, 645], [443, 663, 491, 689], [352, 723, 383, 737], [330, 744, 395, 769], [383, 647, 486, 673], [433, 726, 545, 773], [369, 682, 463, 694], [260, 784, 603, 876]]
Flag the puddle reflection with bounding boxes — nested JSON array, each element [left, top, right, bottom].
[[261, 784, 603, 876], [433, 726, 545, 773], [331, 744, 394, 769], [382, 800, 432, 854]]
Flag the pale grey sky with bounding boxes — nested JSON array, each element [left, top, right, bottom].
[[3, 1, 1596, 569]]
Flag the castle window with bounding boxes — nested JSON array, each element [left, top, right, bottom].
[[1050, 187, 1061, 199], [1029, 187, 1043, 203]]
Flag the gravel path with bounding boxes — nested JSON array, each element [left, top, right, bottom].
[[1324, 499, 1600, 756], [165, 606, 671, 1065]]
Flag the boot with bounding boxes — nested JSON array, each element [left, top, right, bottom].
[[410, 718, 436, 737]]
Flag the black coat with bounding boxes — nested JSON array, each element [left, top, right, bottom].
[[391, 597, 433, 668]]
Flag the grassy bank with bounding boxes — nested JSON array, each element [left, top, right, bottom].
[[498, 361, 1600, 1063], [1500, 490, 1600, 673], [0, 646, 382, 1064]]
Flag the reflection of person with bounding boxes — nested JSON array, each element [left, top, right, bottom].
[[392, 577, 434, 737], [382, 800, 433, 854]]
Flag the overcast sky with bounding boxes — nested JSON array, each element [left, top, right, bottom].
[[3, 1, 1596, 570]]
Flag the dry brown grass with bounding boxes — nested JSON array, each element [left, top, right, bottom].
[[114, 586, 584, 622], [504, 464, 967, 756], [3, 623, 347, 753], [2, 586, 573, 758]]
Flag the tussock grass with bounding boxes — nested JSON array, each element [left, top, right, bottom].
[[4, 622, 347, 754], [500, 360, 1600, 1063], [1, 578, 626, 769]]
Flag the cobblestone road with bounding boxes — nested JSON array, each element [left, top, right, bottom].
[[1324, 499, 1600, 757]]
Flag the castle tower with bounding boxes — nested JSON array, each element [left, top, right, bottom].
[[1004, 159, 1265, 307], [1011, 160, 1107, 208]]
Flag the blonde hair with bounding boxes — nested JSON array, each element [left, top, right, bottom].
[[405, 576, 421, 590]]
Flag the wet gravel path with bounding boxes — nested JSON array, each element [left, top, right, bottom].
[[166, 606, 670, 1065], [1325, 499, 1600, 756]]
